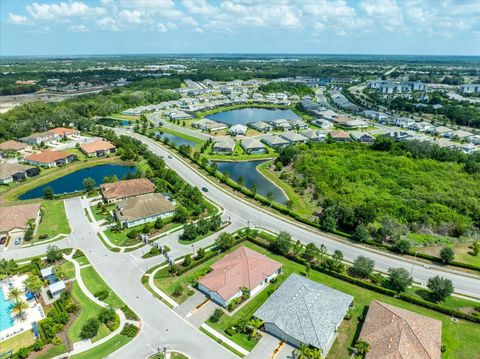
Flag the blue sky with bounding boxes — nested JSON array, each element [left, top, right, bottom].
[[1, 0, 479, 56]]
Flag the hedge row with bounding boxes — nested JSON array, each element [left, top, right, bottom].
[[244, 235, 480, 324]]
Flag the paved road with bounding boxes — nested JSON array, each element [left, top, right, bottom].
[[120, 129, 480, 299], [4, 198, 236, 359]]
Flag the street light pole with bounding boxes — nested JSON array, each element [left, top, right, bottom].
[[410, 251, 418, 277]]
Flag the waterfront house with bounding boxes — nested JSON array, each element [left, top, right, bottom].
[[261, 135, 289, 148], [271, 119, 293, 131], [25, 150, 76, 168], [280, 131, 308, 144], [0, 163, 39, 184], [288, 119, 309, 130], [249, 121, 273, 132], [192, 119, 228, 132], [240, 138, 267, 154], [100, 178, 156, 203], [228, 124, 248, 136], [212, 138, 235, 154]]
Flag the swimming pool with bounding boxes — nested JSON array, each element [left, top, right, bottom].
[[0, 286, 14, 332]]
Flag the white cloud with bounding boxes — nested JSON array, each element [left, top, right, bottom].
[[119, 9, 143, 24], [8, 13, 28, 25], [68, 24, 89, 32], [26, 1, 106, 21], [97, 17, 119, 31]]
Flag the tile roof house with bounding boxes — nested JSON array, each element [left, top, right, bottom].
[[80, 140, 116, 157], [198, 246, 282, 307], [25, 150, 76, 168], [329, 131, 351, 142], [0, 163, 39, 184], [350, 131, 376, 144], [261, 135, 290, 148], [254, 274, 353, 355], [280, 131, 308, 144], [0, 203, 40, 239], [301, 129, 326, 142], [359, 300, 442, 359], [0, 140, 30, 154], [240, 138, 267, 154], [212, 138, 235, 154], [20, 131, 57, 146], [249, 121, 273, 132], [115, 192, 175, 228], [48, 127, 79, 138], [100, 178, 156, 203], [228, 124, 248, 136], [271, 119, 293, 131]]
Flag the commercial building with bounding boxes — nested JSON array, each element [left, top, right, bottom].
[[359, 300, 442, 359], [198, 246, 282, 307], [80, 140, 116, 157], [100, 178, 156, 203], [25, 150, 76, 168], [115, 192, 175, 228], [254, 274, 353, 355]]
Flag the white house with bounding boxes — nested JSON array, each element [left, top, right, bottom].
[[228, 124, 248, 136]]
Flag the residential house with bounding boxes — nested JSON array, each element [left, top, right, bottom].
[[115, 192, 175, 228], [329, 131, 351, 142], [311, 119, 333, 129], [288, 119, 309, 130], [271, 119, 292, 131], [212, 138, 235, 154], [343, 119, 369, 129], [168, 111, 193, 120], [197, 246, 282, 307], [0, 140, 31, 155], [459, 84, 480, 94], [20, 131, 57, 146], [240, 138, 267, 154], [249, 121, 273, 132], [359, 300, 442, 359], [429, 126, 452, 136], [49, 127, 79, 139], [384, 131, 411, 141], [228, 124, 248, 136], [25, 150, 76, 168], [80, 140, 116, 157], [192, 119, 228, 132], [350, 131, 376, 144], [301, 129, 326, 142], [261, 135, 290, 148], [0, 163, 39, 184], [100, 178, 156, 203], [280, 131, 308, 144], [0, 203, 40, 242], [446, 129, 473, 140], [254, 274, 353, 355]]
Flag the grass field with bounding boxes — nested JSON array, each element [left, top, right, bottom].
[[0, 330, 35, 353], [91, 204, 115, 224], [80, 266, 124, 308], [103, 228, 142, 247], [257, 161, 315, 218], [68, 282, 111, 343], [59, 260, 76, 279], [35, 343, 67, 359], [416, 242, 480, 268], [35, 200, 71, 239], [70, 334, 132, 359]]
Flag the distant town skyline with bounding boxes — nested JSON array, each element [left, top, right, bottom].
[[1, 0, 480, 56]]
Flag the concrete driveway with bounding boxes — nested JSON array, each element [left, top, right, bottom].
[[175, 289, 209, 318], [246, 332, 280, 359], [186, 299, 219, 328]]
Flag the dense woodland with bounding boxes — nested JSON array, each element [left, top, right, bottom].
[[278, 142, 480, 240], [258, 82, 315, 97]]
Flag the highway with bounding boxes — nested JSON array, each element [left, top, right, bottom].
[[121, 129, 480, 299]]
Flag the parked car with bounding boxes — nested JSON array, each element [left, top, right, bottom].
[[201, 187, 209, 192], [14, 238, 21, 245]]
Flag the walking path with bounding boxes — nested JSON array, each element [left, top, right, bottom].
[[148, 264, 179, 308], [200, 323, 250, 356]]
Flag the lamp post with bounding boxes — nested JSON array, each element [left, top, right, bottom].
[[410, 251, 418, 277]]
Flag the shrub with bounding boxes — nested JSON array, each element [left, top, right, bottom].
[[149, 246, 160, 256], [121, 305, 138, 321], [225, 326, 236, 336], [173, 284, 184, 297], [80, 318, 100, 340], [120, 324, 139, 337], [209, 309, 224, 323], [94, 290, 109, 301], [32, 339, 44, 351], [52, 336, 62, 346], [98, 306, 116, 325], [17, 347, 30, 359], [163, 245, 171, 253]]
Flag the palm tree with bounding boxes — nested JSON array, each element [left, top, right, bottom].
[[295, 344, 322, 359], [7, 288, 23, 302], [355, 339, 371, 355], [11, 300, 29, 318]]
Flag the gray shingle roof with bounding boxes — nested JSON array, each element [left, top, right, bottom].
[[254, 274, 353, 352]]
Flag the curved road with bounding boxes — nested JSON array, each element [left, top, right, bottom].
[[122, 129, 480, 299]]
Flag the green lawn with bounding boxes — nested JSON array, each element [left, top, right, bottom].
[[35, 344, 68, 359], [239, 241, 480, 358], [68, 282, 111, 343], [59, 260, 76, 279], [416, 242, 480, 268], [70, 334, 133, 359], [80, 266, 124, 308], [0, 330, 35, 353], [150, 351, 189, 359], [103, 228, 142, 247], [205, 143, 278, 161], [91, 204, 115, 224], [35, 200, 71, 239], [157, 127, 205, 146], [257, 161, 315, 218]]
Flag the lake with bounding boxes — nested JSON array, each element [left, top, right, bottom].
[[215, 160, 288, 204], [155, 132, 198, 148], [207, 107, 299, 126], [19, 164, 137, 200]]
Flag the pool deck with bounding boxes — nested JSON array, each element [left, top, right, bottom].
[[0, 274, 45, 342]]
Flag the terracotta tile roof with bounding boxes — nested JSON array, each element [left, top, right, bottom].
[[198, 246, 282, 302], [100, 178, 155, 201], [0, 203, 40, 233], [329, 130, 350, 139], [80, 140, 116, 154], [25, 150, 73, 164], [0, 140, 28, 151], [116, 193, 174, 222], [49, 127, 78, 136], [360, 300, 442, 359]]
